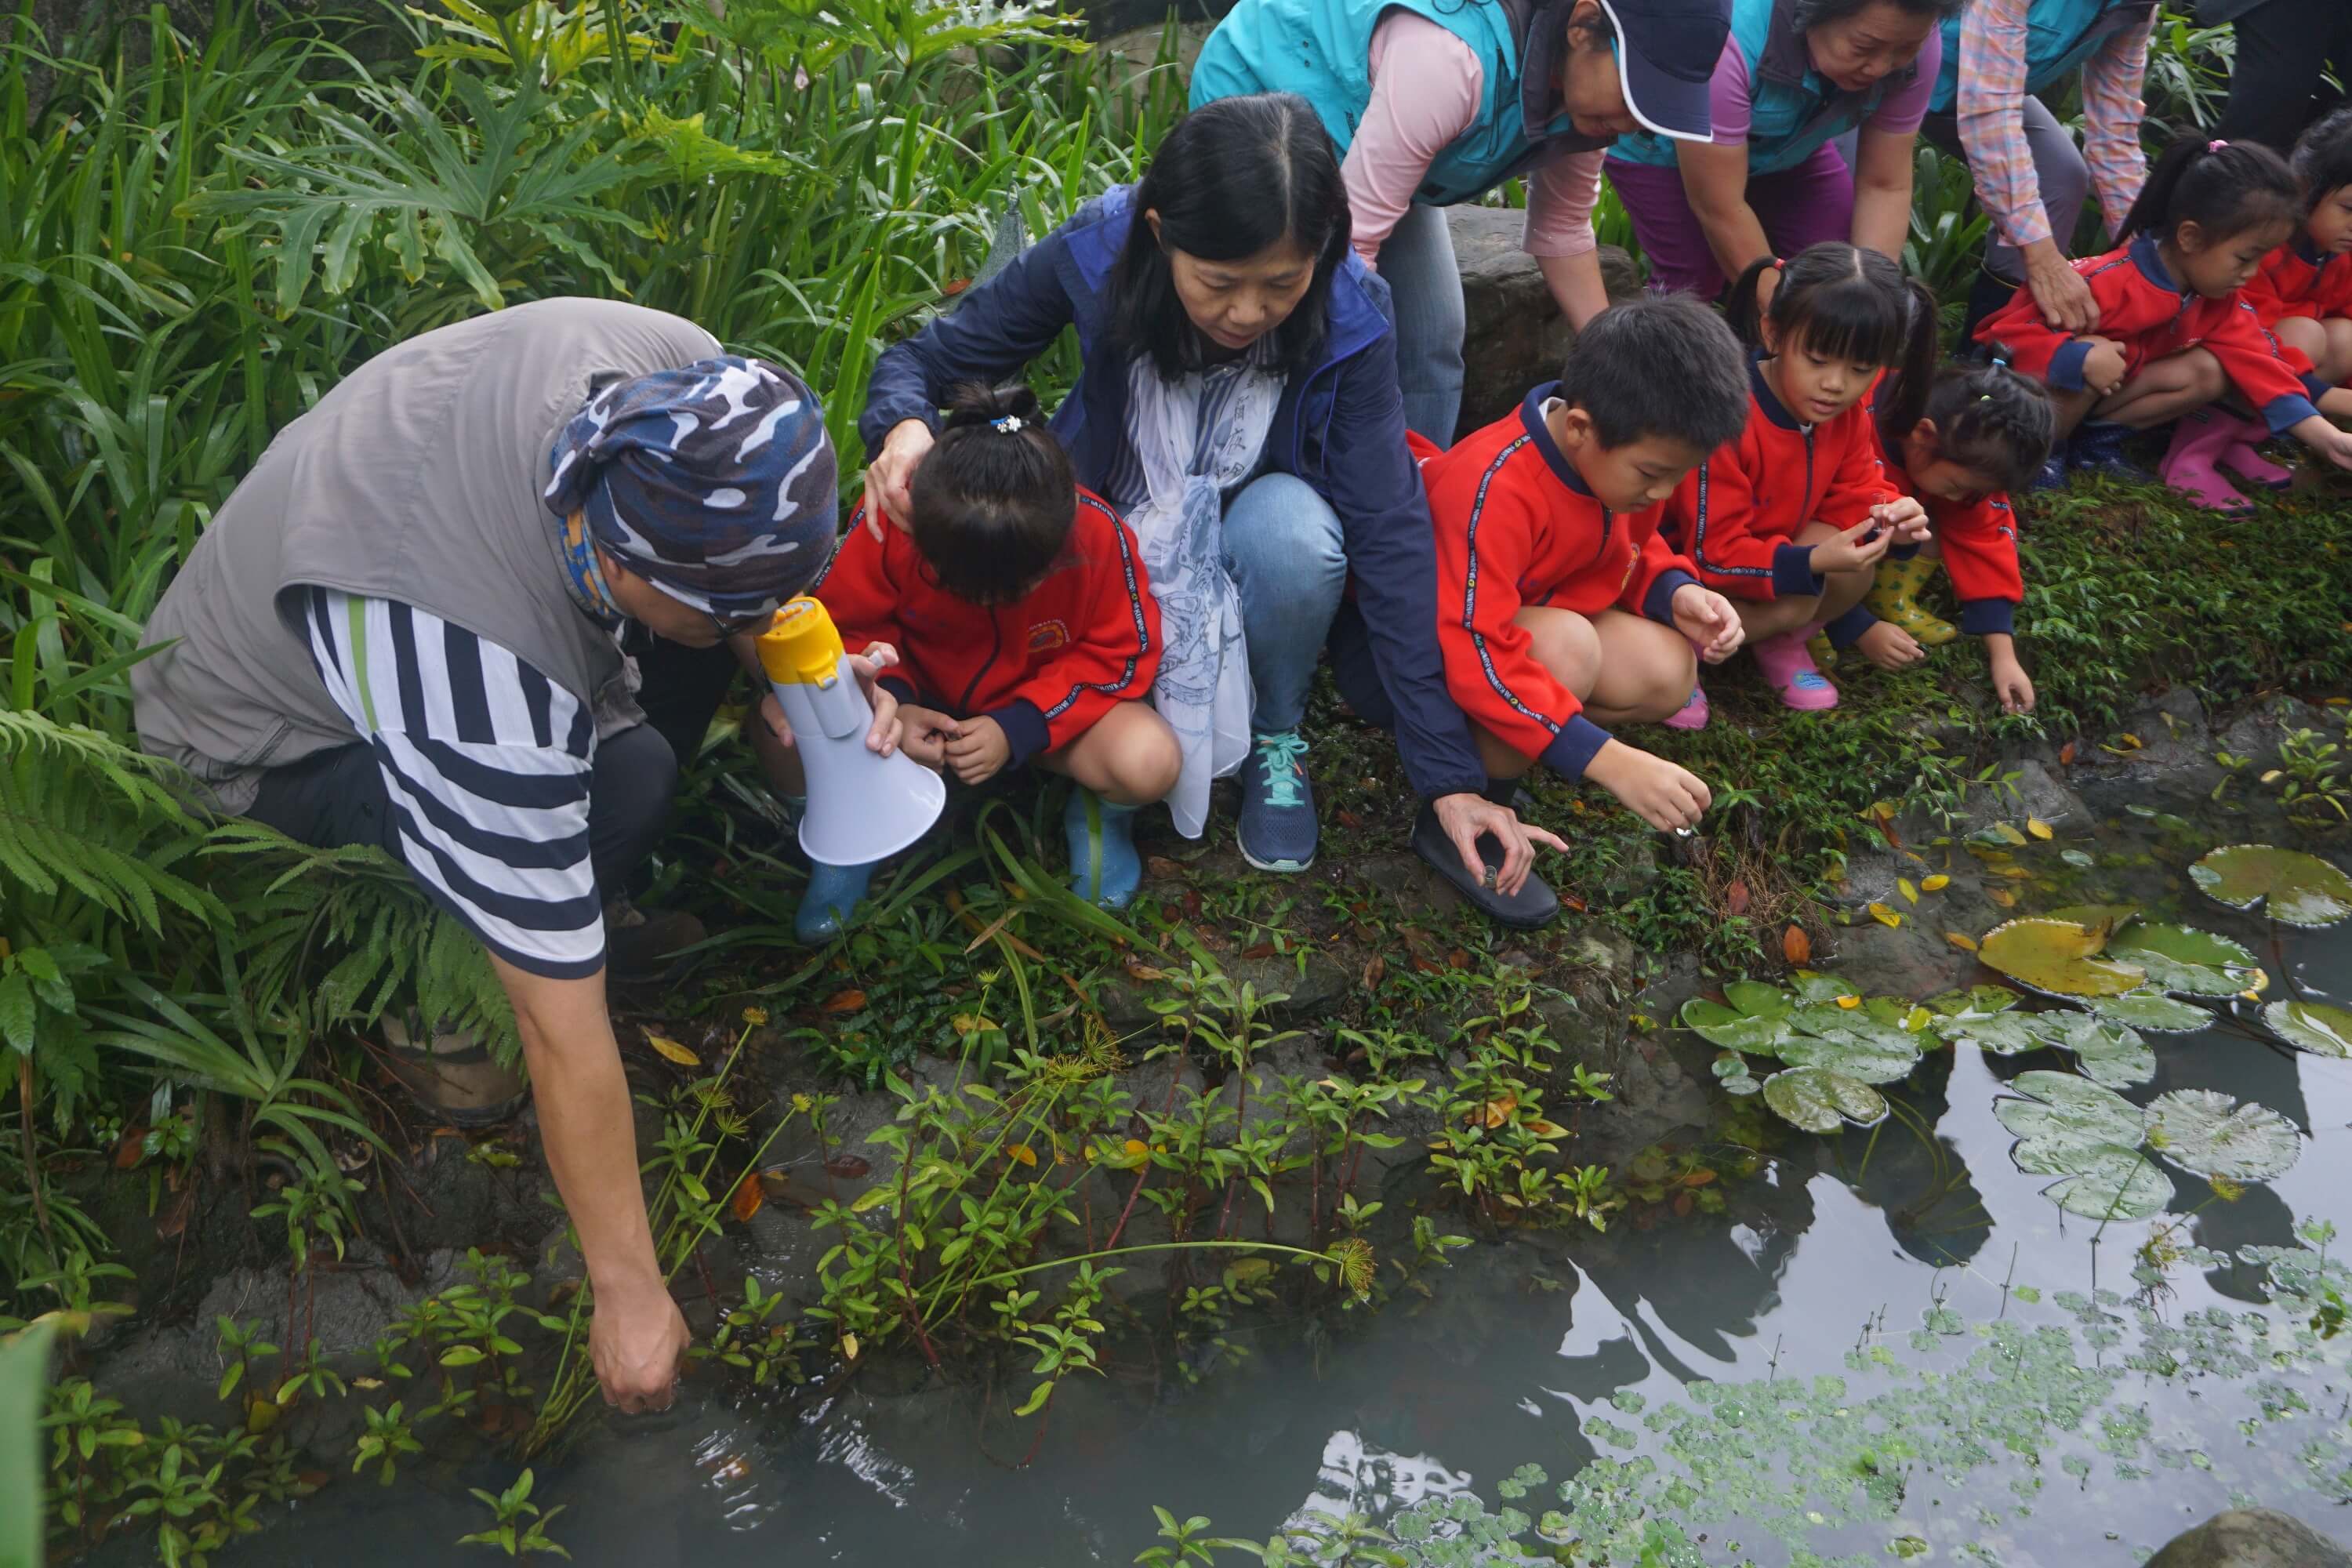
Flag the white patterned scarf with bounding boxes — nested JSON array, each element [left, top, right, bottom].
[[1117, 347, 1283, 839]]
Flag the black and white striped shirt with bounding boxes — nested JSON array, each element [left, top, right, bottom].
[[300, 588, 604, 978]]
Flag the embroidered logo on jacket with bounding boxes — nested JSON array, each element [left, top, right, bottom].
[[1028, 619, 1071, 655]]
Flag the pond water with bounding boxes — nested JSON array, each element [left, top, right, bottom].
[[212, 794, 2352, 1567]]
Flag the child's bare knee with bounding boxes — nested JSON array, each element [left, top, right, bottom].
[[1521, 609, 1602, 691], [1121, 717, 1182, 801], [2187, 349, 2227, 399]]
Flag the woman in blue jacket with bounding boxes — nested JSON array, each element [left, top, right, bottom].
[[861, 94, 1566, 922]]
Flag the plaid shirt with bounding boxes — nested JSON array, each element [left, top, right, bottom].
[[1955, 0, 2154, 250]]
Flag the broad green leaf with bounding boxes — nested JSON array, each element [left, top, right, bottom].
[[2, 1319, 57, 1568], [2190, 845, 2352, 927], [1723, 980, 1791, 1020], [2143, 1088, 2301, 1181], [2045, 904, 2141, 933], [2092, 991, 2211, 1033], [1762, 1066, 1887, 1133], [1977, 918, 2147, 999], [2045, 1013, 2156, 1089], [2103, 923, 2256, 997], [1926, 984, 2022, 1018], [1679, 999, 1792, 1054], [1993, 1070, 2145, 1150], [1788, 971, 1862, 1002], [1944, 1011, 2063, 1057], [2023, 1142, 2172, 1221], [1775, 1029, 1922, 1086], [2263, 1000, 2352, 1058]]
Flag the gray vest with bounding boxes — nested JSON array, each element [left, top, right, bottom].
[[132, 297, 723, 813]]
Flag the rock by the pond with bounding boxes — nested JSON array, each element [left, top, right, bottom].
[[2146, 1508, 2352, 1568], [1453, 205, 1642, 439]]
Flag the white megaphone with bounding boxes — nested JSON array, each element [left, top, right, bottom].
[[757, 597, 946, 866]]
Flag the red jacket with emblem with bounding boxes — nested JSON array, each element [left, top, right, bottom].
[[1661, 354, 1899, 603], [815, 487, 1161, 768], [1881, 459, 2024, 637], [1417, 388, 1700, 779], [1975, 236, 2321, 431], [2243, 236, 2352, 377]]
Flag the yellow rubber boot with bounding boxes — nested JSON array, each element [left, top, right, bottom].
[[1867, 555, 1957, 646], [1806, 632, 1838, 672]]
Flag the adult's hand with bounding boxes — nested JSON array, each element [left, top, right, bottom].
[[862, 419, 934, 535], [739, 641, 902, 757], [1429, 792, 1568, 898], [592, 1276, 692, 1414], [2020, 239, 2098, 335]]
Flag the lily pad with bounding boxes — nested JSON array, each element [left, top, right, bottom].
[[1761, 1066, 1888, 1133], [1789, 971, 1863, 1002], [1776, 1029, 1924, 1085], [2263, 1000, 2352, 1058], [1926, 984, 2021, 1019], [1679, 996, 1793, 1053], [2091, 990, 2211, 1033], [1993, 1070, 2145, 1149], [2045, 904, 2141, 934], [1941, 1011, 2061, 1056], [1723, 980, 1792, 1021], [2103, 923, 2256, 997], [2143, 1089, 2301, 1181], [2044, 1013, 2156, 1089], [2031, 1144, 2172, 1221], [2190, 845, 2352, 927], [1976, 918, 2147, 1000]]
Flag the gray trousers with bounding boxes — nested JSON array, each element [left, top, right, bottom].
[[1923, 95, 2094, 285]]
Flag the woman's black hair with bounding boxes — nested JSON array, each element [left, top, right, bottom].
[[906, 383, 1076, 607], [2118, 136, 2299, 247], [1788, 0, 1963, 31], [2292, 106, 2352, 211], [1882, 360, 2054, 495], [1109, 93, 1351, 381], [1727, 241, 1940, 432]]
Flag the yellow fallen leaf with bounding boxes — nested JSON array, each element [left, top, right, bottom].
[[1868, 902, 1903, 928], [1998, 865, 2032, 880], [949, 1013, 1000, 1036], [840, 1334, 859, 1360], [2260, 770, 2284, 785], [353, 1377, 385, 1391], [1477, 1094, 1519, 1129], [2027, 818, 2053, 840], [1922, 874, 1951, 892], [1123, 1138, 1149, 1158], [1007, 1143, 1037, 1167], [1945, 931, 1980, 953], [1993, 822, 2028, 846], [1989, 887, 2018, 908], [1898, 877, 1918, 905], [642, 1029, 700, 1068], [1835, 995, 1863, 1010]]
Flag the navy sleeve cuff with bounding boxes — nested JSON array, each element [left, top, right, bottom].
[[1642, 569, 1699, 626], [1824, 602, 1879, 651], [1772, 543, 1826, 601], [2261, 392, 2321, 435], [1960, 598, 2016, 637], [2305, 371, 2332, 400], [986, 699, 1052, 769], [2046, 339, 2092, 393], [1891, 541, 1921, 561], [877, 673, 918, 704], [1539, 715, 1612, 781]]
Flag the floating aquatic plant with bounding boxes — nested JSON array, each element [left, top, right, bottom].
[[1975, 917, 2146, 999], [2263, 1000, 2352, 1058], [2190, 845, 2352, 927], [1993, 1069, 2300, 1221]]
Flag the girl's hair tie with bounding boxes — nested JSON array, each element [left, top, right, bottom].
[[990, 415, 1025, 434], [2208, 138, 2229, 152], [1989, 350, 2011, 369]]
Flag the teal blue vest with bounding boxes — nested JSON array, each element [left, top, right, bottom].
[[1187, 0, 1603, 207], [1928, 0, 2155, 114], [1611, 0, 1916, 175]]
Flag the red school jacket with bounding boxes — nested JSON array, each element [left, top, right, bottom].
[[1418, 386, 1700, 779], [815, 487, 1161, 768], [1882, 460, 2024, 637], [2244, 234, 2352, 377], [1661, 352, 1898, 603], [1974, 235, 2321, 433]]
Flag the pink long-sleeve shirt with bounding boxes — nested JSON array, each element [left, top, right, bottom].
[[1956, 0, 2151, 250], [1347, 10, 1601, 264]]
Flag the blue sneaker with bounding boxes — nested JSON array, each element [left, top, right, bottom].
[[2067, 420, 2151, 481], [2029, 441, 2071, 492], [795, 859, 876, 944], [1065, 790, 1143, 909], [1236, 730, 1317, 873]]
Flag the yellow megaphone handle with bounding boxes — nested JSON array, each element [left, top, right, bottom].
[[756, 597, 845, 688]]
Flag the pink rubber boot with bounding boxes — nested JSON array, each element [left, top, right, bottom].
[[2214, 412, 2294, 490], [2159, 411, 2252, 513], [1751, 624, 1838, 711], [1663, 677, 1709, 731]]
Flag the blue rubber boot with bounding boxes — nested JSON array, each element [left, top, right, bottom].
[[795, 859, 876, 944], [1065, 790, 1144, 909], [2029, 440, 2071, 492], [2068, 420, 2151, 481]]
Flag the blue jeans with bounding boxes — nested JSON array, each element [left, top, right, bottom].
[[1222, 472, 1348, 735], [1377, 201, 1468, 445]]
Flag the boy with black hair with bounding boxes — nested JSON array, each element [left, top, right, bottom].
[[1387, 293, 1751, 923]]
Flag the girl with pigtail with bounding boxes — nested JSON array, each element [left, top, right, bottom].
[[1659, 241, 1938, 726]]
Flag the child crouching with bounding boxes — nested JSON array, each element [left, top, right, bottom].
[[805, 383, 1178, 940]]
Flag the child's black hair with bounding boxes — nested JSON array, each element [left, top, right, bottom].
[[906, 383, 1076, 608], [1881, 360, 2054, 495], [1556, 292, 1748, 455], [2292, 106, 2352, 212], [1727, 241, 1940, 434], [2118, 136, 2299, 248]]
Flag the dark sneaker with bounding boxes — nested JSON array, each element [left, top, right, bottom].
[[1236, 730, 1317, 873], [379, 1013, 527, 1128], [1410, 803, 1560, 929], [605, 899, 708, 985], [2067, 421, 2151, 481], [2028, 441, 2071, 492]]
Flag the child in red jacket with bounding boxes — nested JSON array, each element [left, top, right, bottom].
[[2230, 108, 2352, 493], [806, 383, 1176, 938], [1869, 363, 2056, 717], [1661, 243, 1937, 721], [1974, 136, 2352, 511], [1365, 296, 1748, 925]]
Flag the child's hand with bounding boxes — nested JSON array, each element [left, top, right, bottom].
[[2079, 336, 2129, 397], [1871, 496, 1931, 545], [1670, 583, 1745, 663], [895, 704, 955, 768], [1809, 516, 1894, 575], [1855, 619, 1926, 671], [1988, 648, 2036, 715], [1584, 739, 1709, 833], [942, 715, 1012, 786]]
